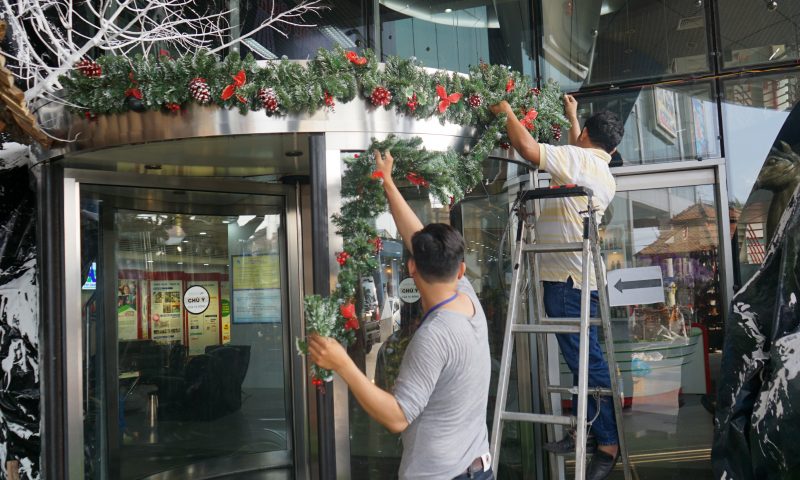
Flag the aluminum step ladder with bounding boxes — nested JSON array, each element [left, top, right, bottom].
[[490, 185, 632, 480]]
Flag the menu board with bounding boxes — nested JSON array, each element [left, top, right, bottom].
[[150, 279, 184, 343], [117, 280, 139, 340], [186, 280, 220, 355], [232, 255, 282, 323]]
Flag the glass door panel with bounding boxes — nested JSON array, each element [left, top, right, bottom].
[[79, 185, 293, 479]]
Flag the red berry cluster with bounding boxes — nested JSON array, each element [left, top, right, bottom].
[[164, 102, 181, 113], [336, 251, 350, 266], [406, 93, 419, 112], [324, 91, 335, 110], [370, 86, 392, 107], [75, 60, 102, 78]]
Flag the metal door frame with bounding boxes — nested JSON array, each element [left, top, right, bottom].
[[60, 170, 309, 480]]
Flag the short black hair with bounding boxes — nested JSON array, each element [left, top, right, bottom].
[[410, 223, 464, 283], [584, 110, 624, 153]]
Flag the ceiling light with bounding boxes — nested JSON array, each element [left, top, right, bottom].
[[203, 263, 210, 266], [177, 262, 183, 265], [445, 8, 452, 13], [199, 232, 207, 235], [147, 260, 154, 263], [177, 246, 182, 252], [190, 215, 196, 220], [183, 239, 189, 243]]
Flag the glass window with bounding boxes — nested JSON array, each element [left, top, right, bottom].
[[599, 184, 722, 476], [237, 0, 369, 60], [718, 1, 800, 69], [541, 0, 710, 91], [722, 72, 800, 286], [80, 186, 292, 479], [574, 82, 720, 165], [379, 1, 535, 74]]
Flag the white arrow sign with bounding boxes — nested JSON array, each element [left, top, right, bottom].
[[607, 266, 665, 307]]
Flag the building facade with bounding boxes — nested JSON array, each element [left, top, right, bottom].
[[1, 1, 799, 479]]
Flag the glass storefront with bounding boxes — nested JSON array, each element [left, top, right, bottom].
[[573, 83, 720, 166], [717, 1, 800, 69], [79, 185, 294, 479], [540, 0, 710, 91], [722, 71, 800, 287]]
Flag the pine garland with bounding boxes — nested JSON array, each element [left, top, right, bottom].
[[61, 47, 570, 386]]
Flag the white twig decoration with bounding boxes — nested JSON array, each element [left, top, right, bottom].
[[1, 0, 325, 105]]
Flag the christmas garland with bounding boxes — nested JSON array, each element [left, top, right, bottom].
[[62, 47, 569, 386]]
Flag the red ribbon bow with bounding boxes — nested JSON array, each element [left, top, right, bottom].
[[436, 85, 462, 113], [406, 172, 429, 187], [340, 303, 356, 320], [506, 78, 515, 93], [345, 51, 368, 66], [521, 108, 538, 131], [221, 70, 247, 104]]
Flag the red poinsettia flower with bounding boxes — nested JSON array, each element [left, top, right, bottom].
[[340, 302, 356, 320], [406, 172, 429, 187], [521, 108, 538, 130], [506, 78, 515, 92], [371, 170, 384, 180], [221, 69, 247, 104], [344, 317, 360, 331], [124, 87, 143, 100], [345, 50, 368, 66], [436, 85, 462, 113]]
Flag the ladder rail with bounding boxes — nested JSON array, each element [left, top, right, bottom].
[[590, 222, 634, 480], [490, 188, 634, 480], [489, 219, 527, 466]]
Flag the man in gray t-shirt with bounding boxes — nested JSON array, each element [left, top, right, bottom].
[[308, 149, 493, 479]]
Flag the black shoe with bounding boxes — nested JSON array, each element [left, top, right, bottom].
[[586, 449, 619, 480], [543, 429, 597, 455]]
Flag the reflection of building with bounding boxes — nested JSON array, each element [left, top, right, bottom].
[[3, 1, 800, 479]]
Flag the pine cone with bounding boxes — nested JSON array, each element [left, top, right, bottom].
[[188, 77, 211, 104], [551, 123, 562, 142], [370, 86, 392, 107], [75, 60, 102, 78], [257, 87, 280, 114], [467, 94, 483, 108]]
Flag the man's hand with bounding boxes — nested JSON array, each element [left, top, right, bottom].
[[564, 94, 578, 120], [490, 100, 513, 116], [308, 334, 350, 372], [374, 149, 394, 183]]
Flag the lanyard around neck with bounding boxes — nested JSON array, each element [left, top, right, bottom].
[[420, 292, 459, 324]]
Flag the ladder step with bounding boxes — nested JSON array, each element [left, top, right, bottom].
[[541, 317, 602, 326], [512, 324, 580, 334], [523, 242, 583, 253], [501, 411, 573, 426], [547, 386, 615, 396]]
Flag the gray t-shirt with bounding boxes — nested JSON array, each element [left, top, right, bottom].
[[393, 277, 491, 479]]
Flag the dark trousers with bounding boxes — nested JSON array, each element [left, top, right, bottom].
[[543, 277, 619, 445]]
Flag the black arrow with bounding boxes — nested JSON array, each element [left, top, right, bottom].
[[614, 278, 662, 293]]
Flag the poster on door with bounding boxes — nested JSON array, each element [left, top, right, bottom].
[[220, 280, 231, 344], [150, 279, 183, 343], [186, 281, 220, 355], [232, 254, 282, 323], [117, 280, 139, 340]]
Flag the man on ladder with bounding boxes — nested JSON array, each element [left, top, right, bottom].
[[491, 95, 624, 480]]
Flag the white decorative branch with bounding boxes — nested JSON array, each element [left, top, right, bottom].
[[0, 0, 326, 105]]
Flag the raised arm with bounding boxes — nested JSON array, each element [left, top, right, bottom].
[[490, 101, 542, 166], [564, 94, 581, 146], [374, 149, 424, 253]]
